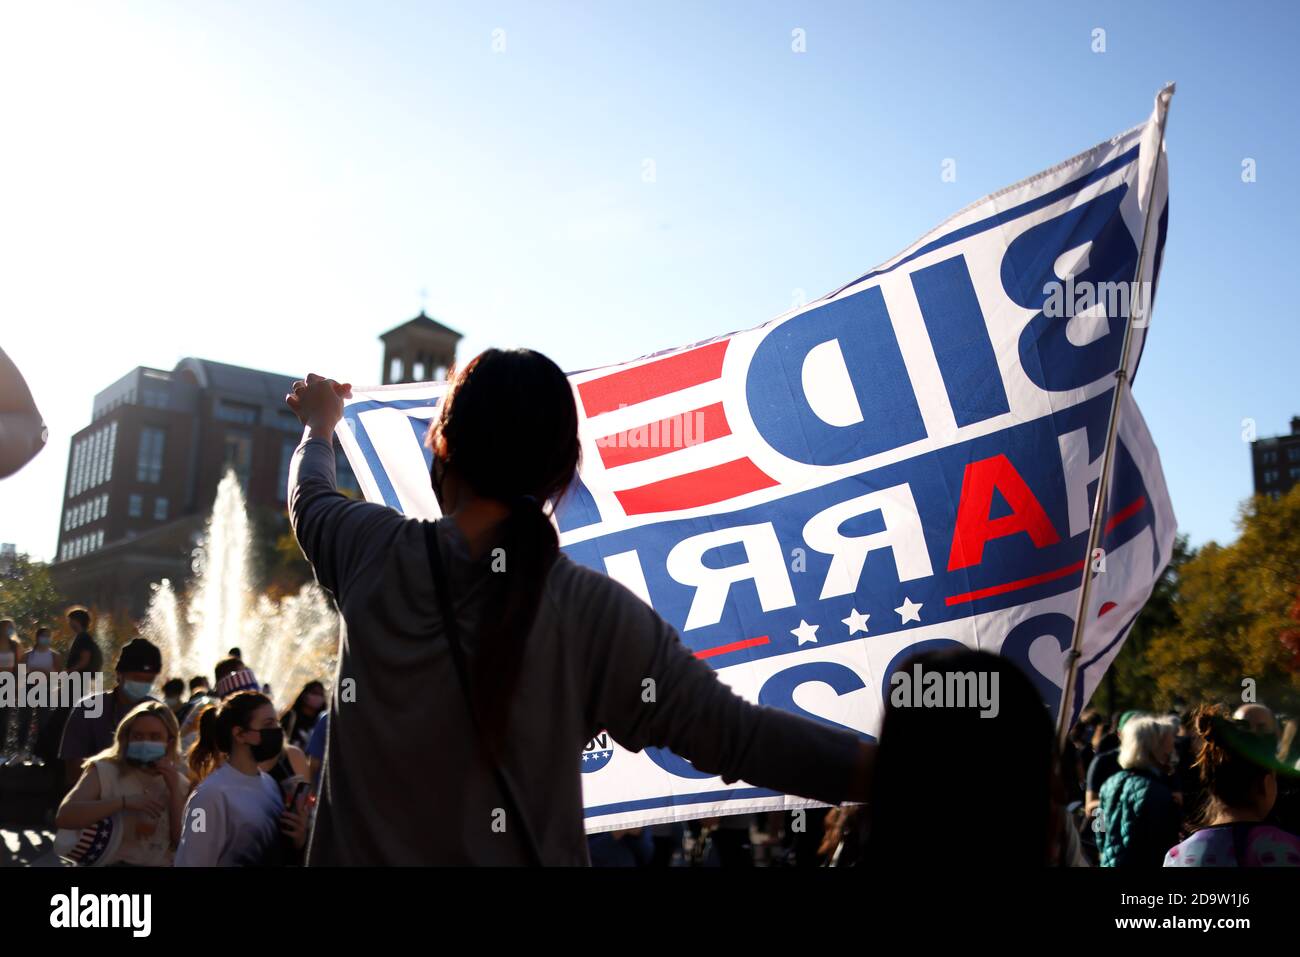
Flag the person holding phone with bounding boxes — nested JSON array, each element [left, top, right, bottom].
[[56, 701, 190, 866], [175, 691, 310, 866]]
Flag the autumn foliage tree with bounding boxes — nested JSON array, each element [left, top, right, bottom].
[[1142, 486, 1300, 712]]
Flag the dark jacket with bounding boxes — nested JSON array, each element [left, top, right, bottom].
[[1098, 768, 1181, 867]]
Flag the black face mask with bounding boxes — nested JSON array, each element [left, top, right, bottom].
[[248, 726, 284, 762]]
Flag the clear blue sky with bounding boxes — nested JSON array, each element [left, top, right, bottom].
[[1, 0, 1295, 561]]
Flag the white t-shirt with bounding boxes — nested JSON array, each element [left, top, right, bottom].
[[174, 763, 284, 866], [24, 647, 54, 669]]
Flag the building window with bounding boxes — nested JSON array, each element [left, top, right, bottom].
[[105, 422, 117, 482], [1263, 469, 1280, 485], [142, 388, 170, 409], [137, 427, 166, 483], [96, 425, 110, 486], [128, 494, 143, 518], [68, 442, 82, 498], [89, 429, 103, 489], [1262, 450, 1278, 465], [1290, 467, 1300, 481], [389, 357, 404, 382], [1289, 447, 1300, 462], [216, 400, 260, 426], [223, 430, 254, 490], [154, 497, 169, 521]]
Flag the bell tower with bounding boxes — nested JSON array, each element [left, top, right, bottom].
[[379, 311, 462, 384]]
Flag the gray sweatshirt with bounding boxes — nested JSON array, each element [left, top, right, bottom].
[[290, 435, 863, 865]]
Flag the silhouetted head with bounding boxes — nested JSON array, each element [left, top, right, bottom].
[[865, 648, 1059, 867], [427, 348, 580, 510]]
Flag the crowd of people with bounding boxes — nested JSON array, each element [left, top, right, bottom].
[[3, 608, 1298, 867], [2, 353, 1298, 868], [1, 611, 329, 866]]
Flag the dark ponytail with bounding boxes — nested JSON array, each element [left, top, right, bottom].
[[188, 705, 220, 782], [1190, 705, 1274, 827], [187, 691, 272, 781], [428, 349, 580, 746]]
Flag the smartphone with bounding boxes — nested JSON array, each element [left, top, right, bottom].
[[288, 780, 309, 809]]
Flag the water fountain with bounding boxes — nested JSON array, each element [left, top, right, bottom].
[[139, 470, 339, 706]]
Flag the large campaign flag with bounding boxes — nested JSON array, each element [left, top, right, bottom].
[[338, 87, 1176, 832]]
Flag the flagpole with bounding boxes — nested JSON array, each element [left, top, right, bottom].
[[1055, 84, 1175, 751]]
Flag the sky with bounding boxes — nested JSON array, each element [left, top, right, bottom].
[[1, 0, 1296, 562]]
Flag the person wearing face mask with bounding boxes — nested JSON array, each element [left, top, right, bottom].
[[55, 701, 189, 866], [1096, 715, 1185, 867], [280, 680, 326, 751], [175, 691, 310, 866], [12, 625, 63, 759], [23, 625, 61, 672], [59, 637, 162, 788]]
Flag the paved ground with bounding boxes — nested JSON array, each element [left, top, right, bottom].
[[1, 829, 65, 866]]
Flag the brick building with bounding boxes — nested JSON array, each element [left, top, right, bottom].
[[1251, 416, 1300, 500], [49, 357, 359, 617]]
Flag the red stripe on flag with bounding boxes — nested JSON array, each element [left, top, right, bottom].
[[693, 636, 770, 660], [945, 559, 1086, 606], [578, 340, 729, 417], [1104, 496, 1146, 534], [944, 497, 1148, 607], [614, 457, 778, 515], [595, 402, 731, 469]]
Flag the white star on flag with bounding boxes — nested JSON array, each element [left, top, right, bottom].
[[894, 597, 923, 624], [791, 619, 819, 645], [841, 609, 870, 635]]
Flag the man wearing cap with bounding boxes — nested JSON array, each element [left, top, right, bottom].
[[58, 638, 163, 788]]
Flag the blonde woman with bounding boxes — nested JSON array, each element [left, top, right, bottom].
[[56, 700, 190, 866], [1096, 714, 1183, 867]]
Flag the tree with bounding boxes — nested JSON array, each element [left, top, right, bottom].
[[1090, 533, 1194, 714], [0, 552, 67, 636], [1142, 486, 1300, 713]]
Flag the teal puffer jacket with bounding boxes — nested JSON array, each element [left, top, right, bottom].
[[1098, 768, 1181, 868]]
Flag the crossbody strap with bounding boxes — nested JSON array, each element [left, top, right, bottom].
[[422, 520, 543, 866]]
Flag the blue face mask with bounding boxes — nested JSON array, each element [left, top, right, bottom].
[[122, 679, 155, 700], [125, 740, 167, 766]]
